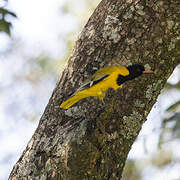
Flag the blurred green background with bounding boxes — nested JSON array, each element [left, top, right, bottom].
[[0, 0, 180, 179]]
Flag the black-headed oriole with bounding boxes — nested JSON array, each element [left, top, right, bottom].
[[60, 64, 153, 109]]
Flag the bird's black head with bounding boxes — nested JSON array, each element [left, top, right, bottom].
[[126, 64, 145, 80], [116, 64, 153, 86]]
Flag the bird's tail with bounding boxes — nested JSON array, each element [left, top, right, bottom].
[[60, 93, 88, 109]]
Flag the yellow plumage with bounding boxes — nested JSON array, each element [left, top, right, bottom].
[[60, 66, 129, 109]]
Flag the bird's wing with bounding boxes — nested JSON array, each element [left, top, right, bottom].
[[89, 66, 118, 81], [68, 66, 120, 97], [69, 74, 110, 97]]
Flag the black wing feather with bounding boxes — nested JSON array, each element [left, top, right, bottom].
[[90, 74, 109, 86], [68, 74, 109, 97]]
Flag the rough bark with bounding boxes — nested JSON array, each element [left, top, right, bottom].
[[9, 0, 179, 179]]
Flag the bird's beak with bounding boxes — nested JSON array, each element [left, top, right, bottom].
[[143, 70, 154, 74]]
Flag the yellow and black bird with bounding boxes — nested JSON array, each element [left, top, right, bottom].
[[60, 64, 153, 109]]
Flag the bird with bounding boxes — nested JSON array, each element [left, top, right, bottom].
[[60, 64, 153, 109]]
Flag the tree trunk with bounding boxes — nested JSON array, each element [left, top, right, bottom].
[[9, 0, 179, 179]]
